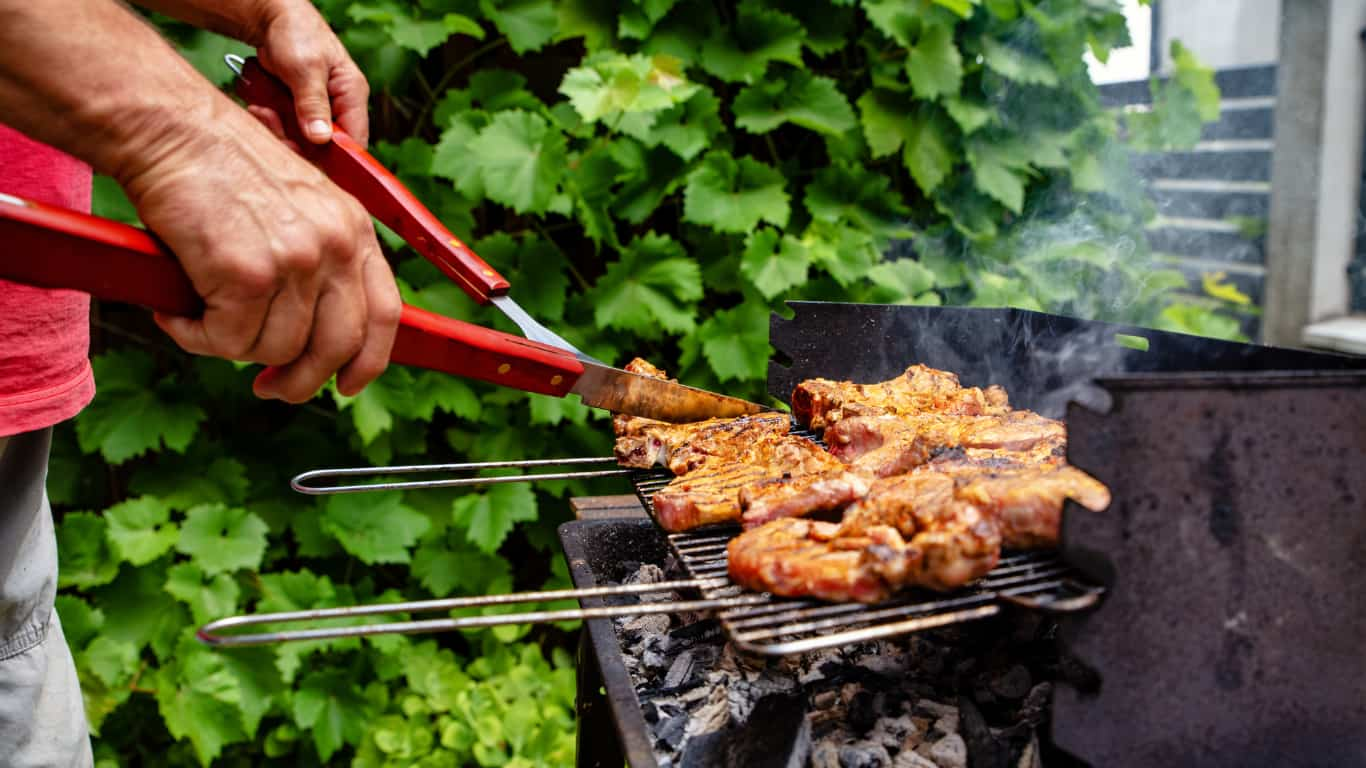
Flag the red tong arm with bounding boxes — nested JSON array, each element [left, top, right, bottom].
[[232, 57, 510, 303], [0, 195, 582, 397]]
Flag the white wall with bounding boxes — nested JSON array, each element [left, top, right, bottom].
[[1309, 0, 1366, 321], [1157, 0, 1281, 73]]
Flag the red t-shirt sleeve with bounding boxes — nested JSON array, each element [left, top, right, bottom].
[[0, 123, 95, 438]]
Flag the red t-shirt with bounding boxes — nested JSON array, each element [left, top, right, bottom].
[[0, 124, 95, 438]]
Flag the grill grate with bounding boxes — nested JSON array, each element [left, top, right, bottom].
[[629, 428, 1104, 656]]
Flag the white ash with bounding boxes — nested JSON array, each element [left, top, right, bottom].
[[610, 563, 1075, 767]]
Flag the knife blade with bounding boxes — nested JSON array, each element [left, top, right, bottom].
[[570, 359, 770, 423]]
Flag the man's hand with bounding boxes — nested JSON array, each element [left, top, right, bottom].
[[0, 0, 400, 403], [123, 116, 400, 403], [251, 1, 370, 146]]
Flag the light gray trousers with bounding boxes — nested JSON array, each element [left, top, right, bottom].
[[0, 430, 93, 767]]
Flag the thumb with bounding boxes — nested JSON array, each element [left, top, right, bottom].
[[287, 70, 335, 144], [154, 312, 213, 357]]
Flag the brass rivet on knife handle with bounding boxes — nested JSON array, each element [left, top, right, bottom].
[[497, 363, 511, 374], [551, 375, 563, 386]]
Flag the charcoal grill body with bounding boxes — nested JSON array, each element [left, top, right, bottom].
[[773, 302, 1366, 766], [563, 301, 1366, 767]]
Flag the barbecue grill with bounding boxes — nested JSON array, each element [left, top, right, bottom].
[[201, 301, 1366, 767]]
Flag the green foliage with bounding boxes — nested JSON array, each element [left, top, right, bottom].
[[68, 1, 1236, 765]]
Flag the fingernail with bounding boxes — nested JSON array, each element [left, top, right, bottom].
[[308, 120, 331, 139]]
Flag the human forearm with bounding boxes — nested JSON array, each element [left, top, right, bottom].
[[124, 0, 283, 45], [0, 0, 237, 185]]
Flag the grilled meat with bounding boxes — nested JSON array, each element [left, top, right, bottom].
[[825, 411, 1065, 467], [653, 433, 845, 530], [726, 518, 917, 603], [739, 469, 874, 528], [729, 472, 1003, 599], [792, 364, 1010, 430]]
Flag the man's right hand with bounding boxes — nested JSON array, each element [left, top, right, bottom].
[[119, 112, 401, 403], [0, 0, 401, 404]]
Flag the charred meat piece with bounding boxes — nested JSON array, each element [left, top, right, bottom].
[[614, 412, 792, 472], [727, 518, 913, 603], [653, 433, 845, 531], [739, 469, 874, 528], [729, 473, 1004, 600], [792, 365, 1010, 430], [826, 411, 1065, 467], [612, 357, 794, 471], [952, 465, 1110, 547]]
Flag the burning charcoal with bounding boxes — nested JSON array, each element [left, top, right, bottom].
[[927, 733, 967, 768], [839, 740, 892, 768], [663, 650, 696, 690], [624, 563, 666, 585], [893, 750, 938, 768], [686, 685, 730, 737], [812, 742, 842, 768], [915, 699, 957, 720], [641, 700, 660, 724], [621, 613, 671, 636], [847, 691, 880, 734], [866, 714, 917, 752], [812, 689, 839, 711], [726, 694, 812, 768], [957, 697, 1009, 768], [988, 665, 1032, 700], [657, 712, 689, 752]]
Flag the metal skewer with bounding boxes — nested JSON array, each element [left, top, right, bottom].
[[292, 456, 631, 494]]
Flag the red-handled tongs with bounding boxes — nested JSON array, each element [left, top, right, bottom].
[[0, 57, 765, 423]]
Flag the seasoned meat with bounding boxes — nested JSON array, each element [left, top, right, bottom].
[[739, 469, 874, 528], [953, 465, 1110, 547], [653, 433, 845, 531], [792, 365, 1010, 430], [727, 518, 914, 603], [825, 411, 1065, 468], [614, 412, 792, 471], [729, 472, 1004, 600]]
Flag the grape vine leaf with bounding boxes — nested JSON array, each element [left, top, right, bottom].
[[559, 52, 697, 123], [904, 105, 956, 196], [802, 222, 882, 287], [857, 89, 915, 159], [469, 69, 543, 112], [90, 559, 187, 660], [432, 114, 489, 199], [55, 512, 119, 589], [479, 0, 558, 53], [867, 259, 937, 298], [683, 152, 790, 233], [1170, 40, 1220, 122], [176, 504, 270, 575], [55, 595, 104, 650], [83, 636, 139, 688], [470, 110, 567, 214], [943, 96, 994, 134], [697, 0, 803, 82], [105, 496, 179, 566], [907, 22, 963, 99], [412, 534, 514, 596], [733, 72, 856, 136], [967, 137, 1032, 213], [861, 0, 917, 46], [322, 491, 430, 564], [804, 163, 909, 236], [697, 300, 771, 382], [617, 0, 679, 39], [637, 89, 722, 161], [153, 637, 251, 764], [589, 231, 703, 336], [294, 669, 376, 761], [165, 561, 241, 625], [740, 228, 810, 299], [980, 38, 1060, 86], [76, 349, 206, 464], [451, 483, 538, 554], [129, 452, 248, 511]]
